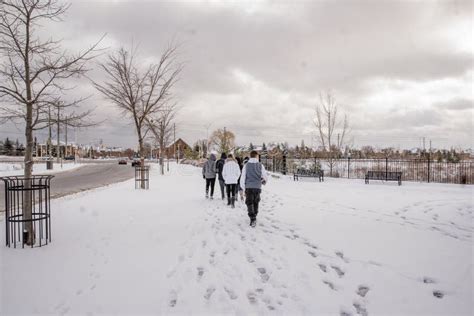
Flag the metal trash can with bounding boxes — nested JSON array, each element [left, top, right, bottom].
[[46, 159, 53, 170]]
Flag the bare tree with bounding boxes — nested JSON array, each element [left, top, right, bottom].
[[94, 43, 182, 170], [210, 128, 235, 153], [145, 104, 176, 175], [0, 0, 103, 245], [314, 91, 350, 176]]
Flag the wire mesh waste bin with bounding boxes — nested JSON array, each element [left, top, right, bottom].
[[2, 175, 54, 248], [135, 165, 149, 190]]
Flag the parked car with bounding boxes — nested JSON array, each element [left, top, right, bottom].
[[118, 159, 128, 165], [131, 159, 141, 167], [64, 155, 75, 161]]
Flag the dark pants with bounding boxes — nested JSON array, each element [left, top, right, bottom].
[[206, 178, 216, 196], [245, 188, 261, 220], [226, 184, 237, 200], [218, 179, 226, 199]]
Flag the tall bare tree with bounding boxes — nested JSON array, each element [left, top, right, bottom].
[[94, 43, 182, 169], [210, 128, 235, 154], [145, 104, 176, 175], [314, 91, 350, 176], [0, 0, 102, 245]]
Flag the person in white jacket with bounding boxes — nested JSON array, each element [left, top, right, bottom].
[[222, 154, 241, 208]]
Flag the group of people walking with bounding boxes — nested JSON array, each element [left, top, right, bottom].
[[202, 150, 268, 227]]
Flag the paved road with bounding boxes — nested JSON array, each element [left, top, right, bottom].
[[0, 163, 135, 211]]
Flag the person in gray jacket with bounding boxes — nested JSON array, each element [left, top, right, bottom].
[[202, 153, 217, 199], [240, 150, 268, 227]]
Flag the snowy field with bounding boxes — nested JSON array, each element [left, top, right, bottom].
[[0, 163, 472, 315], [0, 162, 83, 177]]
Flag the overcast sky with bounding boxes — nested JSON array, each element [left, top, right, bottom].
[[1, 0, 473, 150]]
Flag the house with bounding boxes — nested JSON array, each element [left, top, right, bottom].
[[164, 138, 190, 159]]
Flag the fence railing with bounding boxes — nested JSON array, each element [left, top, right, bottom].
[[261, 157, 473, 184]]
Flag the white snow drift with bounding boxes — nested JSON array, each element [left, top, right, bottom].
[[0, 163, 472, 315]]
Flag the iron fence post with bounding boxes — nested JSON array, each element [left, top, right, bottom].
[[428, 157, 431, 183], [347, 157, 350, 179]]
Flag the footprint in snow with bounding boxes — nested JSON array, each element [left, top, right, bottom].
[[169, 291, 178, 307], [353, 302, 368, 316], [331, 265, 345, 278], [323, 280, 337, 291], [308, 251, 318, 258], [336, 251, 349, 263], [224, 287, 238, 300], [318, 263, 327, 273], [304, 241, 318, 250], [423, 277, 436, 284], [433, 290, 444, 299], [257, 267, 270, 282], [197, 267, 205, 280], [204, 287, 216, 300], [356, 285, 370, 298], [247, 291, 258, 304]]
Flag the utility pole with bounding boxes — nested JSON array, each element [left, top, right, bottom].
[[56, 106, 60, 163], [74, 127, 78, 161], [48, 105, 52, 158], [423, 137, 426, 151], [64, 115, 68, 157], [173, 123, 176, 163]]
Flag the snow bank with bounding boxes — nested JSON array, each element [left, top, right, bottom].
[[0, 163, 472, 315], [0, 162, 84, 177]]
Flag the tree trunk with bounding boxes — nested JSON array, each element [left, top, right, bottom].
[[159, 140, 165, 175], [57, 107, 60, 163], [139, 137, 145, 189], [23, 13, 35, 245], [24, 102, 35, 245]]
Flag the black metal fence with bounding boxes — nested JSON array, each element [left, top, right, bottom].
[[2, 175, 54, 248], [135, 165, 150, 189], [263, 157, 474, 185]]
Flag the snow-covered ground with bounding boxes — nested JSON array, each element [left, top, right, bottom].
[[0, 163, 472, 315], [0, 162, 83, 177]]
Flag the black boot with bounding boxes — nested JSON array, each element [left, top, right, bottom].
[[227, 197, 231, 206], [250, 218, 256, 227], [231, 197, 235, 208]]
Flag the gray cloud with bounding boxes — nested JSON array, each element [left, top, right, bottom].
[[435, 98, 473, 111], [2, 0, 472, 149]]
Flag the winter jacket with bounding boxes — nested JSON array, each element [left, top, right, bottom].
[[202, 154, 217, 179], [222, 158, 241, 185], [216, 159, 226, 181], [240, 158, 268, 190]]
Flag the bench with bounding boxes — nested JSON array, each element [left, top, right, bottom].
[[293, 169, 324, 182], [365, 171, 402, 185]]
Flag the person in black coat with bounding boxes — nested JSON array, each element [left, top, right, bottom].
[[215, 152, 227, 200], [236, 157, 244, 201]]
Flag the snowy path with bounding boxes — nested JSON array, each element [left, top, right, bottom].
[[1, 163, 472, 315]]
